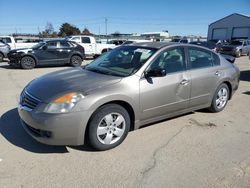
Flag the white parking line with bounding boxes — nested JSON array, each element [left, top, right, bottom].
[[0, 158, 2, 162]]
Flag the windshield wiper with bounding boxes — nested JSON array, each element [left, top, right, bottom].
[[85, 67, 123, 77], [85, 67, 110, 75]]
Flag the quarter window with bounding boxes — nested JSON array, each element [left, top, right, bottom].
[[149, 48, 186, 74], [188, 48, 213, 69]]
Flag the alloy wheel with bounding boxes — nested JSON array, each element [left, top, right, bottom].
[[216, 87, 228, 109], [96, 113, 126, 145]]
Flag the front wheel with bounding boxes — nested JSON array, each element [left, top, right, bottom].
[[20, 56, 36, 69], [209, 83, 229, 112], [88, 104, 130, 151], [70, 55, 82, 67]]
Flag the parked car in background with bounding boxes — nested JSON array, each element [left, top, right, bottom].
[[122, 39, 151, 45], [0, 40, 10, 62], [18, 42, 240, 150], [8, 40, 84, 69], [67, 35, 115, 57], [108, 39, 126, 46], [218, 39, 250, 57], [171, 37, 189, 43], [0, 36, 39, 50], [189, 41, 218, 52]]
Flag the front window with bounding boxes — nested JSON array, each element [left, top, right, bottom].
[[85, 46, 157, 77], [148, 47, 186, 74]]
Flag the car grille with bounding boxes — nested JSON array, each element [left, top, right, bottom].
[[20, 91, 41, 110]]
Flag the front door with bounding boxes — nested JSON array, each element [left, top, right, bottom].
[[140, 47, 190, 121]]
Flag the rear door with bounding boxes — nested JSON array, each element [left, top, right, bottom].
[[140, 47, 191, 120], [187, 47, 222, 108]]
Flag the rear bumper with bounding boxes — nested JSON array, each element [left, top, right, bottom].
[[18, 105, 93, 146]]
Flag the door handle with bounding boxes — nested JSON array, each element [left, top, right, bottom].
[[57, 49, 63, 52], [180, 79, 189, 85], [215, 71, 221, 76]]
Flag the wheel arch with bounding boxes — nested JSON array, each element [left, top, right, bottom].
[[223, 81, 232, 100], [21, 54, 38, 64], [84, 100, 136, 144]]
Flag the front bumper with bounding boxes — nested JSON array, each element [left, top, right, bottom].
[[18, 105, 93, 146], [7, 53, 21, 65]]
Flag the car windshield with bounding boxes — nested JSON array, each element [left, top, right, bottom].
[[230, 41, 243, 45], [32, 42, 45, 49], [85, 46, 157, 77]]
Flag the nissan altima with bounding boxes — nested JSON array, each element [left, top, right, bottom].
[[18, 42, 240, 150]]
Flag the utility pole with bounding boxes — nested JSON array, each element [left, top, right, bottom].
[[105, 17, 108, 43]]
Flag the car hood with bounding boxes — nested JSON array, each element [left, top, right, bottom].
[[25, 67, 122, 103], [222, 45, 238, 49], [10, 48, 32, 53]]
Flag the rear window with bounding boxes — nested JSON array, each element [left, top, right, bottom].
[[81, 37, 91, 44]]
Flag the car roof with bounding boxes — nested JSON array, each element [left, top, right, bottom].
[[125, 42, 201, 49], [44, 39, 69, 43], [123, 42, 218, 53], [125, 42, 177, 49]]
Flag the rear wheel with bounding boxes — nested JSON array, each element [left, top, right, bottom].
[[88, 104, 130, 151], [0, 53, 3, 62], [70, 55, 82, 67], [209, 83, 229, 112], [236, 50, 241, 58], [20, 56, 36, 69]]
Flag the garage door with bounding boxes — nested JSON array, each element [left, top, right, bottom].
[[212, 28, 227, 40], [232, 27, 250, 39]]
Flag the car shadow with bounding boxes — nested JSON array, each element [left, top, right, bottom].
[[0, 108, 96, 153], [240, 70, 250, 82]]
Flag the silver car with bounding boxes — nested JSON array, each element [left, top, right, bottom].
[[0, 40, 10, 62], [18, 42, 240, 150]]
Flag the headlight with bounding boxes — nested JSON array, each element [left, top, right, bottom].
[[43, 92, 84, 113]]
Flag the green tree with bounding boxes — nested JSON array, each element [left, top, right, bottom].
[[59, 23, 81, 36], [82, 27, 93, 36]]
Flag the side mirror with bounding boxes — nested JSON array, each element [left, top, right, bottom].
[[144, 68, 166, 78], [42, 46, 47, 50]]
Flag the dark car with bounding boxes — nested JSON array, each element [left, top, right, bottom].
[[7, 40, 85, 69], [218, 39, 250, 57]]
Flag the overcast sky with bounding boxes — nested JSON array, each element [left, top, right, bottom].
[[0, 0, 249, 36]]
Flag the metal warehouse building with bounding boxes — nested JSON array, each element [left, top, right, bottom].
[[208, 13, 250, 41]]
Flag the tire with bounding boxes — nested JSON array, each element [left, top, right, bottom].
[[0, 53, 3, 62], [209, 83, 229, 112], [236, 50, 241, 58], [20, 56, 36, 69], [70, 55, 82, 67], [88, 104, 130, 151]]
